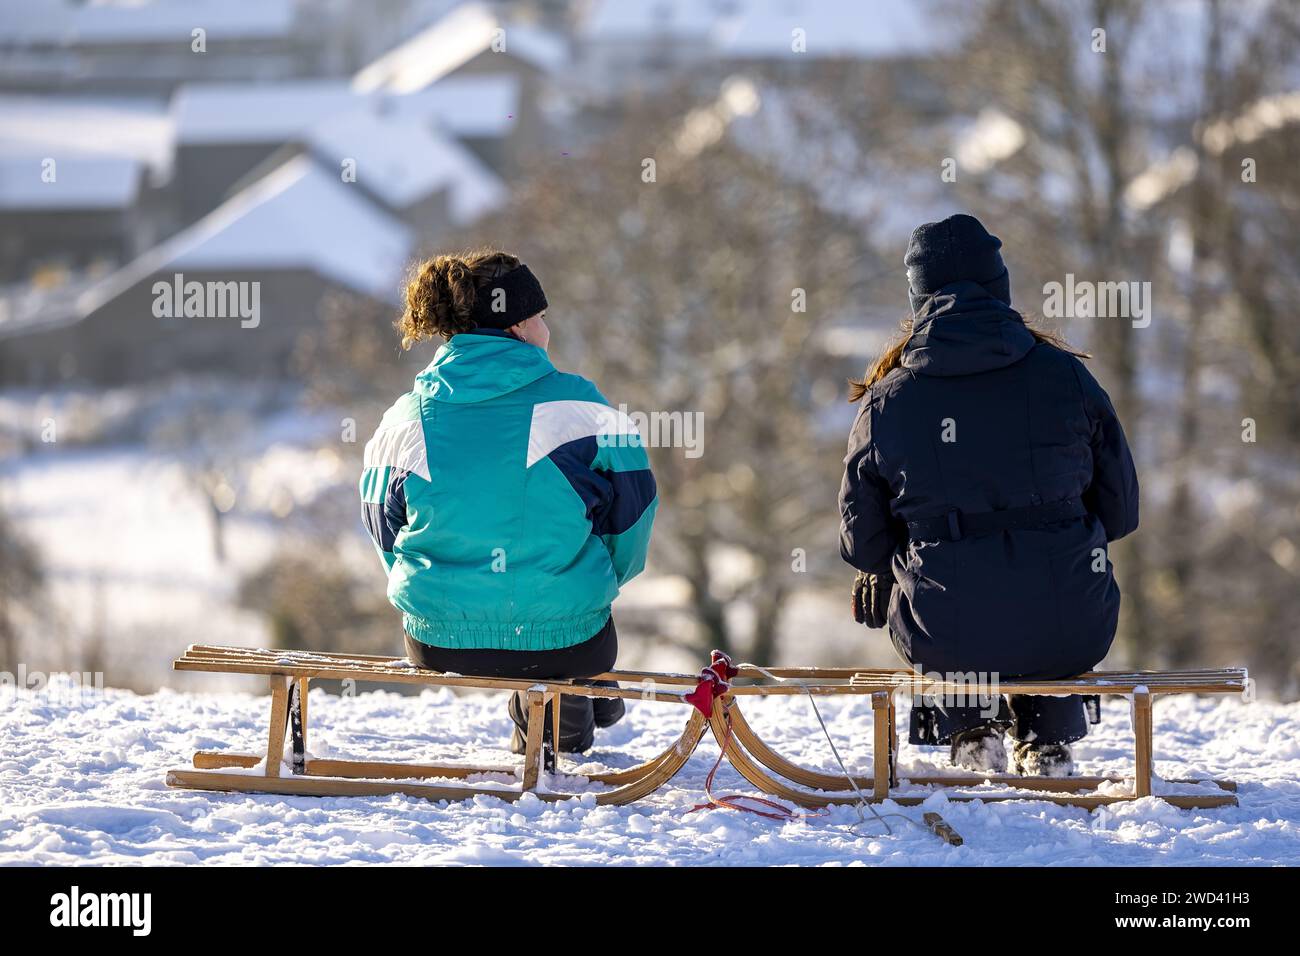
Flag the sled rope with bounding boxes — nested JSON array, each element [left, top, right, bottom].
[[687, 702, 830, 821], [742, 662, 932, 839], [685, 651, 827, 820]]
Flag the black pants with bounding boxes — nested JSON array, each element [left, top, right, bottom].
[[403, 615, 622, 752], [909, 692, 1099, 747]]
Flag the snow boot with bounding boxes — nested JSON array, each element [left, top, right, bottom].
[[507, 691, 596, 755], [1013, 740, 1075, 777], [949, 725, 1008, 774]]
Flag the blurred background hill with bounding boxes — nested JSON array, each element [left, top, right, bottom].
[[1, 0, 1297, 697]]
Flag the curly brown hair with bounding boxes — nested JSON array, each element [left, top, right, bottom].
[[397, 248, 520, 349]]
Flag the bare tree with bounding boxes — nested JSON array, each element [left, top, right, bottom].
[[0, 509, 43, 673]]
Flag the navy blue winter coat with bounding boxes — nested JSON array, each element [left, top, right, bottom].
[[839, 282, 1139, 679]]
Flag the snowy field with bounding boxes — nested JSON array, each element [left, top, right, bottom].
[[2, 677, 1297, 866]]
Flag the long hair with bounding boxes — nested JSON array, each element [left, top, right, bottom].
[[847, 312, 1091, 402]]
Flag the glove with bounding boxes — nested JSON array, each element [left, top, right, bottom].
[[851, 571, 893, 629]]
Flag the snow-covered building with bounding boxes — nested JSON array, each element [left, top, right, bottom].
[[575, 0, 946, 98], [170, 81, 363, 223], [0, 94, 175, 280], [0, 0, 342, 95], [1, 155, 414, 385], [306, 110, 505, 233], [352, 1, 566, 175], [390, 74, 529, 175], [353, 1, 566, 94], [171, 68, 525, 225], [0, 157, 146, 282]]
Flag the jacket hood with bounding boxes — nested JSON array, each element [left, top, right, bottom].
[[901, 280, 1035, 377], [417, 332, 555, 404]]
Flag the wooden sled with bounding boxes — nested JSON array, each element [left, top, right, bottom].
[[167, 645, 1247, 811]]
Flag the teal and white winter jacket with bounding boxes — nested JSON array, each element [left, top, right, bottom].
[[359, 331, 657, 651]]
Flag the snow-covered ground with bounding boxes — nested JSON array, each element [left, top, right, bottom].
[[2, 677, 1297, 866]]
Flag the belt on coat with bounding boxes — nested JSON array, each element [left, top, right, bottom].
[[906, 496, 1087, 542]]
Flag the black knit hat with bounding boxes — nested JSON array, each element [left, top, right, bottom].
[[469, 264, 548, 330], [904, 213, 1010, 315]]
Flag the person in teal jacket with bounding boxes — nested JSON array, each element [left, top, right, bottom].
[[359, 250, 657, 754]]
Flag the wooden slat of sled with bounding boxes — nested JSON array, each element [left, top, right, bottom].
[[181, 645, 706, 685], [851, 667, 1247, 688], [852, 676, 1247, 695], [890, 792, 1238, 810], [898, 772, 1237, 793], [179, 645, 1247, 695], [164, 768, 1238, 810], [176, 658, 696, 700], [193, 748, 694, 787], [175, 656, 889, 697], [181, 646, 1246, 689], [169, 709, 709, 807]]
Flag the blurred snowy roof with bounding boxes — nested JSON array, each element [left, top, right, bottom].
[[172, 81, 362, 145], [583, 0, 719, 40], [353, 2, 567, 94], [77, 155, 414, 315], [173, 75, 521, 147], [584, 0, 945, 56], [0, 0, 297, 46], [308, 110, 505, 221], [0, 156, 141, 210], [0, 94, 173, 178], [719, 0, 941, 57], [390, 75, 521, 138]]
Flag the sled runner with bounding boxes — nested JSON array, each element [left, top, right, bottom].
[[166, 644, 1246, 811]]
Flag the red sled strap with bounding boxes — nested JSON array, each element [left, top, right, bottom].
[[684, 650, 739, 718]]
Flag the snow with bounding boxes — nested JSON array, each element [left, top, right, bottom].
[[1, 679, 1295, 865], [352, 2, 568, 95]]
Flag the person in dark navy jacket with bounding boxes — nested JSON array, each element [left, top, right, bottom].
[[839, 214, 1139, 776]]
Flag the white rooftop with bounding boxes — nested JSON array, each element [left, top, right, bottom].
[[77, 155, 415, 315], [0, 95, 173, 178], [353, 1, 567, 94], [0, 156, 141, 211], [390, 74, 521, 138], [308, 110, 505, 221], [172, 81, 362, 146], [0, 0, 297, 46], [172, 74, 521, 147], [584, 0, 945, 57]]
